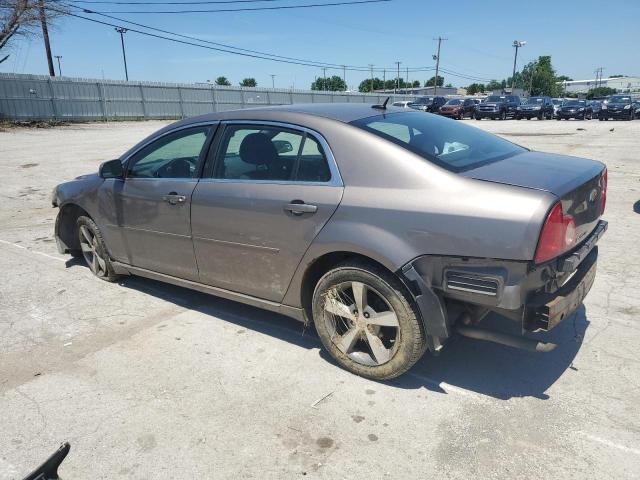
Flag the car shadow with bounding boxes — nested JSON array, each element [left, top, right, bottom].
[[388, 306, 589, 400], [66, 261, 589, 401]]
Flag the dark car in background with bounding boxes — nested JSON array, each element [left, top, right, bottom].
[[600, 95, 636, 120], [557, 99, 593, 120], [475, 95, 521, 120], [516, 96, 554, 120], [410, 96, 447, 113], [51, 103, 608, 379], [589, 100, 603, 117]]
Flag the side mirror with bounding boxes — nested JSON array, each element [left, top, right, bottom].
[[99, 159, 124, 179], [273, 140, 293, 154]]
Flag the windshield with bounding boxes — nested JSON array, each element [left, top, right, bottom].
[[564, 100, 586, 106], [445, 99, 462, 105], [350, 112, 525, 173], [609, 96, 631, 103], [527, 97, 544, 103], [485, 96, 505, 102], [413, 97, 433, 105]]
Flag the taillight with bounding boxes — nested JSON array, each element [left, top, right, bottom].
[[534, 202, 577, 264], [600, 169, 607, 215]]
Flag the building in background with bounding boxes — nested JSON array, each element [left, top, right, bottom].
[[560, 76, 640, 93]]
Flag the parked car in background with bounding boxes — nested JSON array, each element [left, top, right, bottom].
[[600, 95, 636, 120], [438, 99, 466, 119], [51, 103, 608, 379], [410, 96, 447, 113], [515, 96, 554, 120], [392, 101, 413, 109], [588, 100, 603, 117], [557, 99, 593, 120], [475, 95, 521, 120]]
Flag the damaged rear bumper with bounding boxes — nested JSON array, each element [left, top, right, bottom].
[[401, 220, 607, 349]]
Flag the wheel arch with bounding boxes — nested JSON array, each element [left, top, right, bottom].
[[55, 203, 91, 253]]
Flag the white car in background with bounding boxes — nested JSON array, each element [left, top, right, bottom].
[[391, 101, 413, 108]]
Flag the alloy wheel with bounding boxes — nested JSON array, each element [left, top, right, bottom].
[[79, 225, 108, 276], [322, 281, 400, 366]]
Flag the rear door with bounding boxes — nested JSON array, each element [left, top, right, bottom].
[[191, 122, 343, 302]]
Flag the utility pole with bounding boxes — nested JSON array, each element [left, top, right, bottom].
[[115, 27, 129, 81], [322, 67, 327, 91], [270, 74, 275, 89], [395, 61, 401, 94], [369, 64, 374, 93], [54, 55, 62, 76], [39, 0, 55, 76], [511, 40, 526, 92], [406, 66, 409, 93], [433, 37, 447, 96], [342, 65, 346, 91], [383, 69, 386, 90]]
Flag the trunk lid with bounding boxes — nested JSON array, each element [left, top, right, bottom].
[[461, 151, 605, 245]]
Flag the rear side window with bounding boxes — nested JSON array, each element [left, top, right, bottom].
[[212, 124, 331, 182], [350, 112, 525, 172]]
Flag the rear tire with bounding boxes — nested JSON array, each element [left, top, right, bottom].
[[312, 261, 427, 380], [76, 216, 118, 282]]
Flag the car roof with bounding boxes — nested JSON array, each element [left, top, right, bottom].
[[177, 103, 409, 125]]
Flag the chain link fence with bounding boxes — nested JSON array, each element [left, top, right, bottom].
[[0, 73, 416, 122]]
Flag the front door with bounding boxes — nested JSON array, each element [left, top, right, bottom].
[[191, 122, 343, 302], [112, 125, 214, 281]]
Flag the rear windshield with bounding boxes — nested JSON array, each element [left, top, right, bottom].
[[527, 97, 544, 103], [350, 111, 525, 172], [485, 95, 505, 102], [445, 99, 462, 105]]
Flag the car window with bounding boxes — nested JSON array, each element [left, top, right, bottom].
[[351, 112, 525, 173], [214, 125, 331, 183], [127, 127, 210, 179], [296, 135, 331, 182]]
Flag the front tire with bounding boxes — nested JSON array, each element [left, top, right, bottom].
[[76, 216, 118, 282], [312, 261, 427, 380]]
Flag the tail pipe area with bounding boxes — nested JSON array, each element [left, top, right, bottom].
[[456, 326, 557, 353]]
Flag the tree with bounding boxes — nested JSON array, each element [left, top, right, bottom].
[[556, 75, 573, 82], [239, 78, 257, 87], [312, 75, 346, 91], [425, 75, 444, 87], [486, 79, 503, 91], [586, 87, 617, 99], [608, 74, 624, 78], [444, 83, 453, 88], [215, 76, 231, 86], [357, 77, 383, 92], [466, 83, 485, 95], [1, 0, 67, 63], [412, 80, 420, 88]]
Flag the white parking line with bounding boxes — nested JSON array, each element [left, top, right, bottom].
[[579, 432, 640, 456], [0, 238, 66, 262]]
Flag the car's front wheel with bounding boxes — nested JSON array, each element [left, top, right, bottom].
[[76, 216, 118, 282], [312, 261, 427, 380]]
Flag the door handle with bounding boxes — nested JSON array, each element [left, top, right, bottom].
[[284, 201, 317, 216], [162, 192, 186, 205]]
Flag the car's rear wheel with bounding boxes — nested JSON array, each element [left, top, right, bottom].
[[312, 261, 427, 380], [76, 216, 118, 282]]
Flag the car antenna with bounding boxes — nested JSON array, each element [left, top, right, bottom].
[[372, 96, 390, 110]]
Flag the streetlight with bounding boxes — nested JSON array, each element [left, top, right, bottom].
[[270, 74, 275, 89], [115, 27, 129, 81], [54, 55, 62, 76], [511, 40, 526, 91]]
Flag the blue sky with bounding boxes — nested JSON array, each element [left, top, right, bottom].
[[2, 0, 639, 89]]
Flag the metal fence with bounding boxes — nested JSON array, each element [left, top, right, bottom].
[[0, 73, 416, 122]]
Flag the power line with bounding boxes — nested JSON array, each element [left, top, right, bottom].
[[62, 0, 295, 4], [73, 0, 391, 14], [48, 4, 495, 82]]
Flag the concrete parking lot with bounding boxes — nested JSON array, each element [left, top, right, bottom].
[[1, 117, 639, 479]]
